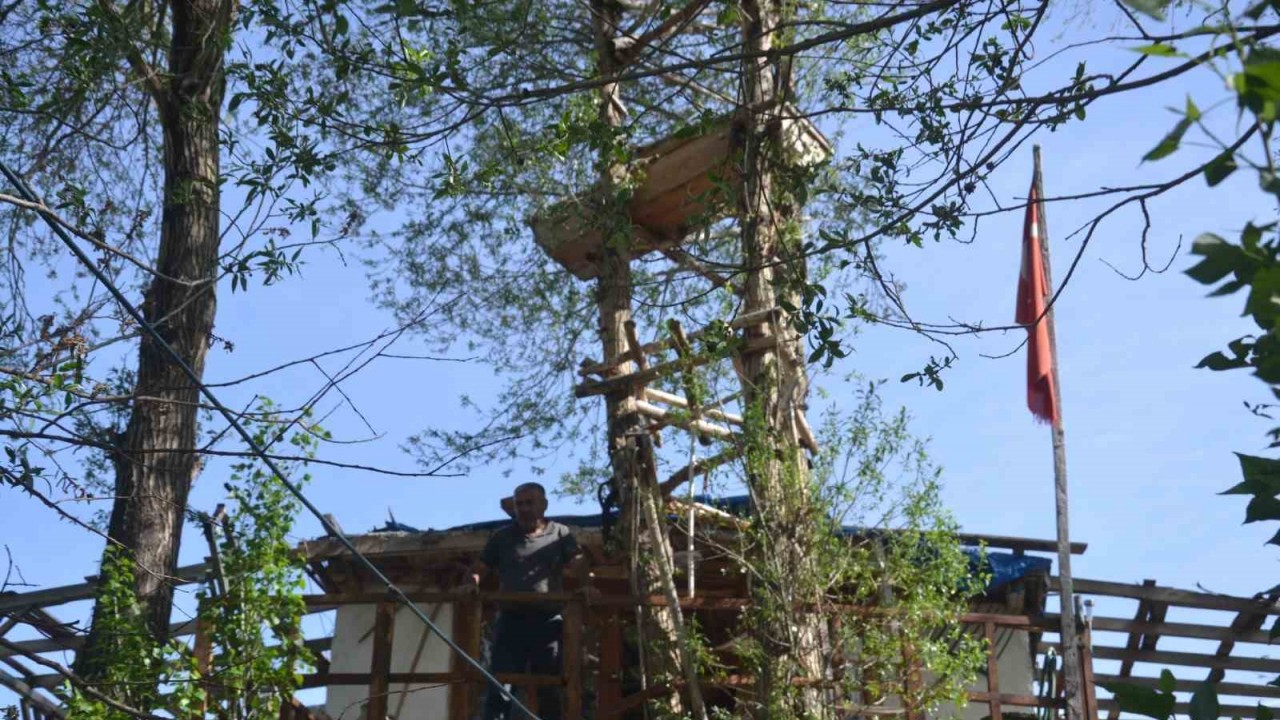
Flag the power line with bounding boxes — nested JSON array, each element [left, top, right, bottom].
[[0, 161, 542, 720]]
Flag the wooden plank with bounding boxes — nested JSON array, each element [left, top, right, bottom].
[[448, 598, 479, 720], [1041, 644, 1280, 674], [1108, 582, 1155, 720], [1055, 578, 1280, 615], [644, 387, 743, 425], [563, 599, 583, 720], [0, 562, 209, 613], [968, 692, 1061, 708], [961, 613, 1055, 629], [1081, 618, 1099, 720], [1206, 588, 1280, 686], [195, 605, 216, 715], [0, 617, 199, 657], [302, 672, 563, 689], [985, 622, 1002, 720], [1093, 674, 1280, 700], [367, 600, 395, 720], [580, 307, 781, 377], [635, 399, 737, 440], [1096, 699, 1275, 719], [1046, 615, 1274, 644], [577, 335, 778, 398], [598, 611, 623, 712]]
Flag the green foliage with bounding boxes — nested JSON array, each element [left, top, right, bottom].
[[728, 382, 985, 718], [1104, 672, 1232, 720], [66, 401, 315, 720]]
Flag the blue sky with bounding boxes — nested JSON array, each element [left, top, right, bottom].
[[1, 0, 1276, 708]]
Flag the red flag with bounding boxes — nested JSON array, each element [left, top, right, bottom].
[[1015, 180, 1059, 425]]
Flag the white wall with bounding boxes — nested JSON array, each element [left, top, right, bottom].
[[933, 628, 1038, 720], [325, 603, 456, 720]]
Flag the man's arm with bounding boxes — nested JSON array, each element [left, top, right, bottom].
[[562, 530, 593, 595]]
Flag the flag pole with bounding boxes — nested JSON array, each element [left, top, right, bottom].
[[1033, 145, 1084, 720]]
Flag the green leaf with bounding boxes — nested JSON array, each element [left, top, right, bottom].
[[1100, 679, 1175, 720], [1189, 681, 1220, 720], [1133, 43, 1179, 57], [1270, 616, 1280, 640], [1260, 702, 1276, 720], [1198, 351, 1247, 371], [1245, 494, 1280, 523], [1144, 116, 1193, 161], [1186, 234, 1242, 285], [1228, 453, 1280, 496], [1121, 0, 1172, 19], [1205, 151, 1238, 187], [1160, 670, 1176, 695]]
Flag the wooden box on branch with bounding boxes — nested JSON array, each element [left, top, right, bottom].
[[530, 105, 832, 280]]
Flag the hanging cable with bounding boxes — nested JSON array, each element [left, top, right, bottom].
[[0, 161, 543, 720]]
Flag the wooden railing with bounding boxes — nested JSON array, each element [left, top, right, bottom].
[[295, 592, 1081, 720]]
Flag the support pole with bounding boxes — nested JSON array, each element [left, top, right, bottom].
[[1033, 145, 1084, 720]]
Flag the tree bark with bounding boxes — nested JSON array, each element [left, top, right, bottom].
[[79, 0, 230, 680], [737, 0, 828, 717], [588, 1, 693, 713]]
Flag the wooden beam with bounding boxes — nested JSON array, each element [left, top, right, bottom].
[[1047, 614, 1273, 644], [578, 307, 780, 378], [658, 447, 742, 496], [1055, 578, 1280, 615], [367, 601, 395, 720], [302, 672, 563, 689], [968, 692, 1061, 708], [598, 612, 623, 712], [448, 598, 481, 720], [1097, 699, 1275, 719], [1093, 674, 1280, 700], [0, 562, 209, 613], [1108, 581, 1155, 720], [985, 622, 1002, 720], [0, 669, 63, 718], [635, 399, 737, 440], [563, 599, 583, 720], [1042, 643, 1280, 674], [958, 535, 1086, 555], [644, 387, 743, 426], [0, 618, 199, 657], [577, 335, 777, 398], [1206, 588, 1280, 686]]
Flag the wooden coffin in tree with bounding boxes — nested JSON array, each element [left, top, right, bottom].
[[531, 107, 831, 280]]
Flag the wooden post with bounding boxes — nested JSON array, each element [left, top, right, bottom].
[[194, 599, 215, 715], [564, 598, 584, 720], [598, 610, 623, 713], [985, 622, 1003, 720], [1079, 618, 1097, 720], [449, 597, 481, 720], [1032, 145, 1083, 720], [368, 600, 396, 720]]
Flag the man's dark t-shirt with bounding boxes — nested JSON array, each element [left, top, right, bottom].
[[480, 520, 579, 596]]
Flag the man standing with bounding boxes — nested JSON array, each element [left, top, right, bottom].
[[470, 482, 588, 720]]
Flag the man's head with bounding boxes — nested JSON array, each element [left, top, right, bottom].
[[511, 482, 548, 532]]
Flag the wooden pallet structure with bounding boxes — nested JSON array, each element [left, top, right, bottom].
[[530, 105, 830, 280], [4, 521, 1280, 720]]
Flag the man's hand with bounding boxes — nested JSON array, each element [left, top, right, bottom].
[[452, 573, 481, 595]]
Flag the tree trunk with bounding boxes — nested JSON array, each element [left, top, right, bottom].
[[588, 1, 693, 713], [79, 0, 230, 681], [737, 0, 828, 717]]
